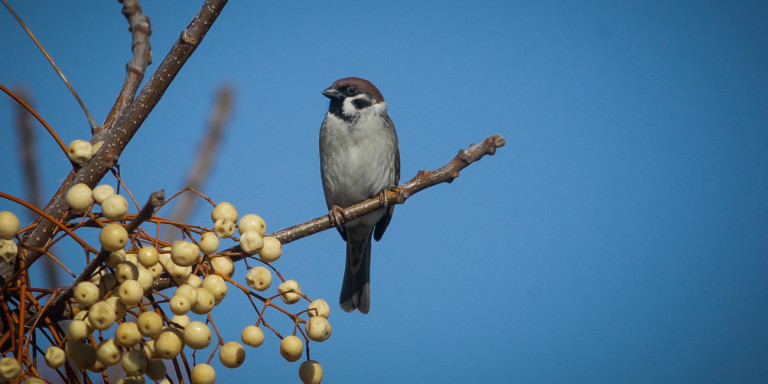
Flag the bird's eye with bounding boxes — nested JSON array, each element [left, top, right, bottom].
[[347, 87, 357, 95]]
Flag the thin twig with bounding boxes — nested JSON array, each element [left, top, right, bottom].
[[100, 0, 153, 136], [26, 190, 165, 327], [0, 84, 67, 154], [218, 134, 506, 254], [10, 0, 230, 284], [1, 0, 98, 132]]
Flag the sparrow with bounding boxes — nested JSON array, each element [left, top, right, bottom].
[[319, 77, 400, 314]]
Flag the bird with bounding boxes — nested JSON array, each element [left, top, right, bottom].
[[319, 77, 400, 314]]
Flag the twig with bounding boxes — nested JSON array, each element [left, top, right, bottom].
[[1, 0, 98, 132], [0, 84, 67, 154], [10, 0, 230, 284], [165, 85, 234, 242], [226, 134, 506, 255], [26, 190, 165, 326], [100, 0, 153, 136]]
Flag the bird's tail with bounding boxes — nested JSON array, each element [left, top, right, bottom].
[[340, 226, 373, 314]]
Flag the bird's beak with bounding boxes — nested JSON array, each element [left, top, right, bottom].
[[322, 87, 343, 99]]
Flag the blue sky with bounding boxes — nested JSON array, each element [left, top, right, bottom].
[[1, 1, 767, 383]]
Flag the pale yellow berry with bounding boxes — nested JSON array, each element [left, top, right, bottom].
[[115, 321, 142, 348], [106, 296, 128, 319], [142, 339, 156, 359], [146, 358, 167, 380], [74, 281, 100, 307], [115, 261, 139, 282], [278, 280, 302, 304], [258, 236, 282, 262], [88, 301, 117, 330], [219, 341, 245, 368], [183, 321, 212, 349], [137, 311, 163, 338], [238, 213, 266, 236], [92, 184, 115, 204], [299, 360, 324, 384], [146, 262, 163, 279], [171, 314, 190, 328], [210, 255, 234, 277], [118, 279, 144, 305], [91, 141, 104, 156], [0, 239, 17, 262], [202, 274, 227, 304], [25, 377, 47, 384], [121, 350, 148, 376], [214, 218, 235, 238], [245, 266, 272, 291], [116, 376, 145, 384], [211, 202, 238, 223], [45, 346, 66, 368], [106, 249, 127, 268], [161, 256, 192, 284], [190, 363, 216, 384], [241, 325, 264, 347], [186, 274, 203, 288], [190, 287, 215, 314], [280, 335, 304, 362], [239, 230, 264, 254], [99, 224, 128, 252], [0, 211, 20, 239], [96, 338, 122, 366], [66, 183, 94, 212], [308, 299, 330, 318], [67, 139, 92, 166], [175, 284, 198, 302], [68, 319, 92, 341], [169, 294, 191, 316], [199, 232, 219, 255], [102, 194, 129, 221], [136, 266, 153, 292], [89, 357, 108, 373], [0, 356, 22, 381], [65, 339, 96, 370], [171, 240, 200, 267], [154, 329, 184, 359], [137, 246, 159, 267], [305, 316, 332, 342]]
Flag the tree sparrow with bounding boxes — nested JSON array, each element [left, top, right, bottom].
[[319, 77, 400, 314]]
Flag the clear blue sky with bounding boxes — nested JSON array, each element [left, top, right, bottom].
[[1, 1, 767, 383]]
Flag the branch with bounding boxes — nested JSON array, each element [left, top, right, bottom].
[[226, 134, 506, 255], [10, 0, 229, 282], [26, 190, 165, 326], [99, 0, 153, 136]]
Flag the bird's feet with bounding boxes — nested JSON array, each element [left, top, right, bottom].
[[378, 186, 404, 208], [328, 205, 347, 232]]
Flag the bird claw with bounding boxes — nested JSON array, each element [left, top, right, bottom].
[[378, 186, 403, 207], [328, 205, 347, 231]]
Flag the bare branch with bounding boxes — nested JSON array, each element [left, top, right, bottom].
[[27, 190, 165, 326], [10, 0, 229, 283], [165, 85, 234, 242], [226, 134, 506, 256], [100, 0, 153, 136]]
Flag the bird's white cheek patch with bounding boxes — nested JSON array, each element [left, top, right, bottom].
[[342, 95, 370, 117]]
